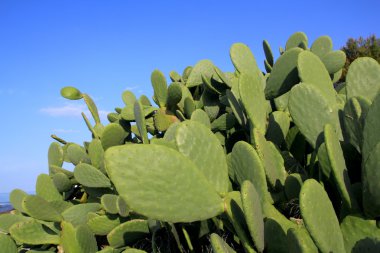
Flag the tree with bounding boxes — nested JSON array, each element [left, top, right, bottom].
[[340, 35, 380, 82]]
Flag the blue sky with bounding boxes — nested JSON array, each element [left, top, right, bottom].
[[0, 0, 379, 193]]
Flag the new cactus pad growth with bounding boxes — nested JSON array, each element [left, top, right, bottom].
[[1, 31, 380, 252]]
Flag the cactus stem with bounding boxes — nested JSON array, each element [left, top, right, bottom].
[[50, 134, 67, 144]]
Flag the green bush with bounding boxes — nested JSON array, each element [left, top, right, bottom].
[[1, 31, 380, 253]]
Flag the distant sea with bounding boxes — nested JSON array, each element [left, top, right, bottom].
[[0, 192, 13, 213]]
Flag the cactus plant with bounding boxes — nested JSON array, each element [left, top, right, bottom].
[[2, 31, 380, 252], [300, 179, 345, 253]]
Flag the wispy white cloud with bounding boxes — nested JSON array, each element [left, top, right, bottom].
[[52, 128, 80, 133], [40, 103, 86, 117], [40, 103, 110, 122], [124, 85, 140, 91]]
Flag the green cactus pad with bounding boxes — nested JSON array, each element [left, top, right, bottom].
[[261, 199, 300, 253], [153, 109, 177, 132], [87, 214, 123, 236], [202, 72, 223, 95], [263, 40, 274, 66], [264, 219, 291, 253], [201, 90, 220, 121], [133, 100, 149, 143], [230, 141, 270, 202], [265, 48, 302, 99], [60, 86, 82, 100], [224, 191, 256, 253], [62, 203, 102, 227], [0, 234, 17, 253], [239, 73, 267, 134], [117, 195, 129, 217], [75, 224, 98, 253], [120, 106, 136, 121], [9, 221, 60, 245], [324, 124, 358, 211], [190, 109, 211, 128], [362, 92, 380, 162], [284, 173, 303, 200], [241, 181, 265, 253], [341, 215, 380, 252], [297, 51, 336, 105], [169, 70, 182, 82], [49, 200, 73, 213], [264, 59, 272, 73], [52, 172, 72, 192], [105, 144, 224, 222], [273, 91, 290, 112], [107, 112, 121, 123], [66, 143, 91, 165], [361, 95, 380, 217], [252, 129, 287, 192], [22, 195, 62, 222], [226, 89, 246, 126], [61, 221, 82, 253], [88, 138, 105, 172], [214, 66, 233, 88], [122, 249, 147, 253], [265, 111, 290, 147], [175, 120, 229, 194], [186, 59, 217, 88], [166, 82, 183, 107], [300, 179, 345, 253], [184, 97, 196, 118], [310, 36, 332, 58], [100, 123, 129, 150], [151, 69, 168, 108], [230, 43, 262, 77], [288, 83, 340, 148], [211, 113, 236, 131], [36, 174, 62, 201], [331, 69, 343, 83], [107, 219, 149, 248], [346, 57, 380, 102], [320, 50, 346, 74], [175, 109, 186, 121], [82, 93, 101, 125], [163, 121, 180, 141], [182, 66, 193, 81], [286, 228, 318, 253], [343, 96, 371, 152], [139, 95, 151, 107], [177, 82, 193, 110], [285, 32, 308, 51], [0, 214, 32, 233], [49, 165, 74, 178], [122, 90, 137, 106], [9, 189, 28, 212], [48, 142, 64, 170], [210, 233, 237, 253], [101, 194, 119, 214], [362, 142, 380, 218], [74, 163, 111, 188], [150, 138, 177, 150], [317, 143, 332, 179]]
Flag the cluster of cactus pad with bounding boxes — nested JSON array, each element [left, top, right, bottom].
[[1, 31, 380, 253]]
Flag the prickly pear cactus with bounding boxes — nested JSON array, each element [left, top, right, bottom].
[[1, 31, 379, 252]]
